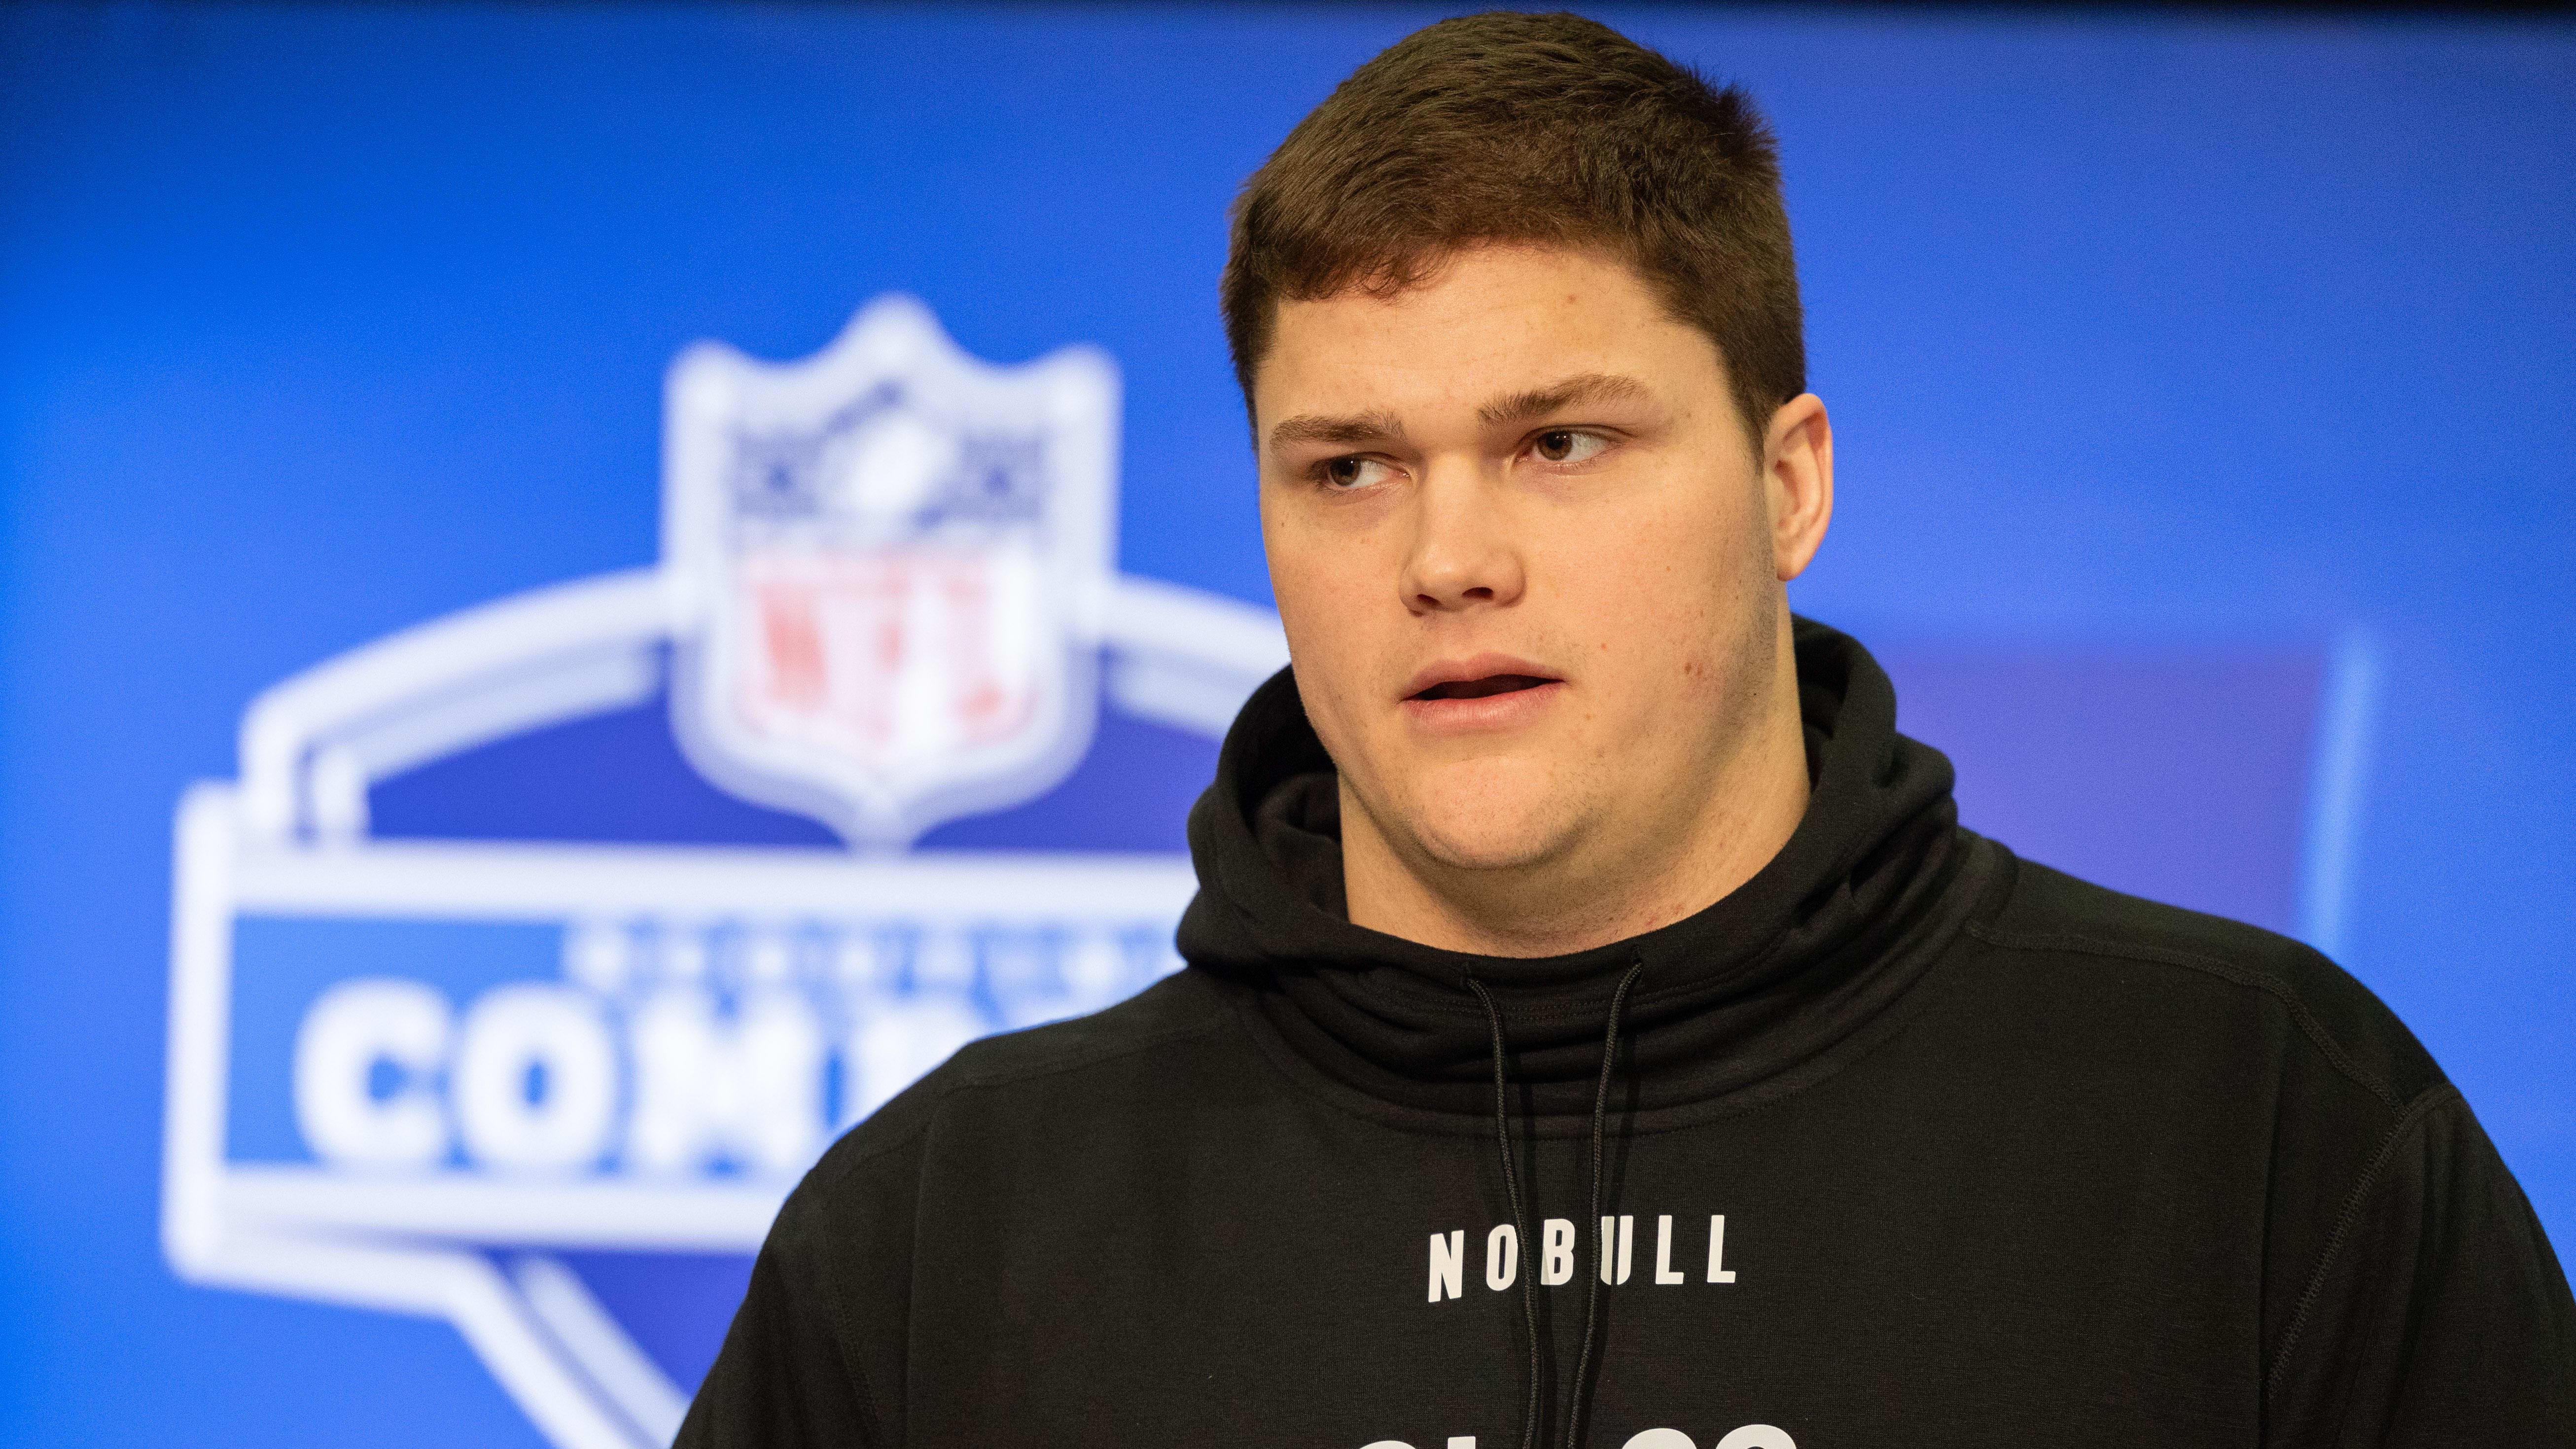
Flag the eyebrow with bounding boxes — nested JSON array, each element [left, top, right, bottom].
[[1476, 372, 1654, 427], [1263, 372, 1653, 453], [1267, 409, 1407, 452]]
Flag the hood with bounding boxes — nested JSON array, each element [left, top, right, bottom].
[[1176, 615, 1984, 1124]]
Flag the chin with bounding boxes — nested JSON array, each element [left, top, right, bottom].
[[1396, 778, 1581, 875]]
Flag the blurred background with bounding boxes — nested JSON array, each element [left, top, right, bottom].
[[2, 2, 2571, 1445]]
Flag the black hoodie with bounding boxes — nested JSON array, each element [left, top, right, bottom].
[[678, 619, 2574, 1449]]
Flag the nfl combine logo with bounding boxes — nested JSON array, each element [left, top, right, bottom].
[[161, 299, 1285, 1449]]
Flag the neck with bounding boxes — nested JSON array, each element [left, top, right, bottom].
[[1340, 649, 1813, 959]]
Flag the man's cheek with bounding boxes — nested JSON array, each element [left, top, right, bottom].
[[1299, 680, 1378, 785]]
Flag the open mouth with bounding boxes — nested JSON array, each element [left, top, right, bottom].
[[1410, 673, 1557, 702]]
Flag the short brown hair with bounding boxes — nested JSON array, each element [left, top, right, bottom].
[[1220, 10, 1804, 445]]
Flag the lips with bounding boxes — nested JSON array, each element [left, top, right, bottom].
[[1398, 655, 1565, 736]]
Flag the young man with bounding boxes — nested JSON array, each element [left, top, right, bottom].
[[680, 13, 2573, 1447]]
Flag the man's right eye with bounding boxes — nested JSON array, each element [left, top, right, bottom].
[[1320, 457, 1393, 491]]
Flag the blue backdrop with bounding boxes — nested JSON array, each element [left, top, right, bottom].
[[3, 3, 2572, 1446]]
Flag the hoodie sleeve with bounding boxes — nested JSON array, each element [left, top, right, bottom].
[[672, 1172, 886, 1449], [2263, 1086, 2576, 1447], [674, 1129, 917, 1444]]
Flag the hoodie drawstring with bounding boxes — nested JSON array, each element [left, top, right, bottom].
[[1466, 957, 1646, 1449], [1466, 977, 1543, 1449], [1568, 958, 1644, 1449]]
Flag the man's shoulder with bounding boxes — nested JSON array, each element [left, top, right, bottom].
[[802, 968, 1237, 1190], [1971, 849, 2445, 1114], [933, 966, 1239, 1094]]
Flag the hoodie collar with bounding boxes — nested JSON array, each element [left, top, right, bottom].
[[1176, 616, 1993, 1123]]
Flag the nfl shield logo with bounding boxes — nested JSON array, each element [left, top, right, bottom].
[[665, 296, 1118, 845]]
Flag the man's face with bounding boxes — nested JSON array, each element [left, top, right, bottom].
[[1254, 243, 1823, 887]]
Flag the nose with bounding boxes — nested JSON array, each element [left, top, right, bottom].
[[1398, 463, 1525, 615]]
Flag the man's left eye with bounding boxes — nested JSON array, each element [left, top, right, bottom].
[[1532, 430, 1607, 464]]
